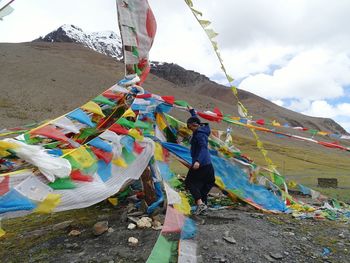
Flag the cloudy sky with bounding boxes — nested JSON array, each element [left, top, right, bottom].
[[1, 0, 350, 132]]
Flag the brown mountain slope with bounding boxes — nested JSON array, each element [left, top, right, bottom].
[[0, 42, 349, 197], [150, 62, 347, 134]]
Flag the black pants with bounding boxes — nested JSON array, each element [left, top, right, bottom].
[[185, 164, 215, 204]]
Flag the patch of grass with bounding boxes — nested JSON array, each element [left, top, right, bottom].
[[312, 187, 350, 203], [266, 216, 286, 225], [0, 98, 12, 108]]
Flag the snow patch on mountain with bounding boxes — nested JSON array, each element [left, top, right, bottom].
[[37, 24, 123, 60]]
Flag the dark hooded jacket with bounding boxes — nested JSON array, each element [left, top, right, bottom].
[[188, 109, 212, 166]]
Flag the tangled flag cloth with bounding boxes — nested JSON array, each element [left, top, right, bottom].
[[116, 0, 157, 83], [161, 142, 287, 213]]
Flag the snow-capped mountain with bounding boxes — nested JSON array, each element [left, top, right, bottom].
[[36, 24, 123, 60]]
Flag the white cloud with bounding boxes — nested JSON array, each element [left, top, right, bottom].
[[337, 103, 350, 116], [272, 100, 284, 107], [288, 99, 311, 112], [296, 100, 350, 132], [302, 100, 338, 118], [238, 49, 350, 100]]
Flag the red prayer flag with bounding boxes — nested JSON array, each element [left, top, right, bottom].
[[0, 176, 9, 196], [30, 125, 69, 142], [133, 142, 144, 154], [103, 90, 123, 100], [255, 119, 265, 126], [213, 107, 223, 117], [70, 170, 93, 182], [197, 112, 222, 122], [136, 93, 152, 99], [90, 147, 113, 163], [109, 124, 129, 135], [161, 96, 175, 105]]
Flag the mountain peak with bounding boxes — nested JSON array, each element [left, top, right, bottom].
[[35, 24, 123, 59]]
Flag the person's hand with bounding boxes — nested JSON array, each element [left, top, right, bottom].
[[187, 105, 193, 111], [192, 161, 200, 170]]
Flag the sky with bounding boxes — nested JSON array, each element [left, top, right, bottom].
[[1, 0, 350, 133]]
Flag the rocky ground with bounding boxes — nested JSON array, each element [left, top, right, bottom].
[[1, 199, 349, 263], [196, 208, 349, 263]]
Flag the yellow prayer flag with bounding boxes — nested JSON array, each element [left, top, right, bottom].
[[211, 40, 218, 51], [0, 141, 18, 150], [288, 181, 298, 189], [215, 176, 225, 190], [154, 143, 164, 161], [156, 114, 167, 131], [184, 0, 193, 7], [0, 227, 5, 238], [128, 129, 144, 141], [205, 28, 218, 39], [108, 197, 118, 206], [35, 194, 61, 213], [81, 101, 105, 117], [174, 192, 191, 215], [69, 146, 96, 169], [199, 19, 211, 28], [227, 75, 234, 83], [112, 157, 128, 168], [272, 120, 281, 127], [0, 141, 18, 157], [191, 7, 202, 16], [317, 131, 328, 136], [122, 108, 136, 119], [231, 86, 238, 95]]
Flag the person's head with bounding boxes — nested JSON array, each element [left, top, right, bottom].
[[187, 117, 201, 132]]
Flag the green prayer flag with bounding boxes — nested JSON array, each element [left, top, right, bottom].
[[78, 127, 98, 140], [122, 147, 136, 164], [44, 141, 60, 149], [273, 173, 285, 186], [92, 95, 116, 106], [309, 129, 318, 136], [174, 100, 189, 107], [23, 133, 42, 144], [134, 120, 152, 130], [116, 118, 135, 129], [64, 155, 81, 170], [49, 177, 76, 190], [146, 235, 178, 263]]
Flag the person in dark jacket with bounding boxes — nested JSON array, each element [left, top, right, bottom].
[[185, 106, 215, 215]]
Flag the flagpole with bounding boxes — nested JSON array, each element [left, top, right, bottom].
[[0, 0, 15, 13]]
